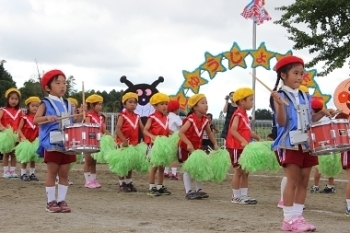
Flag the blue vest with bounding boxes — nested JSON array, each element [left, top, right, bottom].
[[37, 97, 72, 157], [271, 90, 311, 151]]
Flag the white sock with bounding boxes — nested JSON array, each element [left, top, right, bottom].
[[327, 184, 334, 188], [10, 166, 16, 172], [119, 180, 125, 185], [3, 167, 9, 173], [195, 180, 202, 191], [90, 173, 97, 180], [183, 172, 192, 193], [171, 167, 177, 175], [157, 184, 163, 190], [232, 189, 241, 198], [125, 179, 132, 184], [293, 203, 304, 217], [283, 206, 295, 221], [30, 168, 35, 175], [149, 183, 156, 190], [164, 167, 169, 174], [84, 172, 91, 182], [57, 184, 68, 203], [281, 176, 287, 201], [46, 186, 56, 203], [346, 199, 350, 209], [21, 169, 27, 176], [240, 188, 248, 196]]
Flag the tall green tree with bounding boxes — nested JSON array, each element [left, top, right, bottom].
[[255, 109, 273, 120], [275, 0, 350, 76], [0, 63, 17, 107], [19, 79, 44, 104]]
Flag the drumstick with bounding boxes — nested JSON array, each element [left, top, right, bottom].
[[249, 72, 289, 106], [38, 114, 83, 125], [82, 81, 86, 121]]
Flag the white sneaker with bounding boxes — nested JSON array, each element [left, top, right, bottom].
[[231, 196, 249, 204], [241, 195, 257, 204], [10, 171, 18, 178], [68, 179, 73, 185], [3, 171, 11, 178]]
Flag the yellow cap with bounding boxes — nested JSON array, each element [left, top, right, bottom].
[[67, 97, 78, 106], [233, 87, 254, 102], [149, 93, 169, 105], [5, 88, 21, 98], [24, 96, 41, 105], [86, 94, 103, 104], [188, 94, 206, 108], [122, 92, 138, 103]]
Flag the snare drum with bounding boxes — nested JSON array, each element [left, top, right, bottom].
[[308, 119, 350, 155], [64, 123, 101, 153]]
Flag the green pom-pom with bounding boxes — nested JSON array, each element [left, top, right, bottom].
[[168, 132, 180, 156], [183, 149, 213, 182], [15, 140, 35, 163], [31, 138, 43, 163], [134, 143, 150, 173], [92, 134, 117, 163], [239, 141, 280, 173], [0, 128, 17, 153], [318, 153, 342, 177], [149, 136, 174, 167], [209, 149, 231, 183], [107, 147, 137, 176]]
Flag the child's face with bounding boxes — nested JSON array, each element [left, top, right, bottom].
[[194, 97, 208, 115], [71, 103, 76, 108], [155, 102, 168, 114], [240, 95, 254, 111], [282, 64, 304, 90], [28, 102, 39, 114], [46, 75, 67, 97], [8, 93, 19, 107], [93, 102, 103, 112], [124, 98, 137, 111], [207, 115, 212, 122]]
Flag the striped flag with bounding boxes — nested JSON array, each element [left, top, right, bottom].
[[241, 0, 271, 25]]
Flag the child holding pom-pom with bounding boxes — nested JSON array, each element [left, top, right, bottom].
[[178, 94, 219, 200], [227, 87, 261, 205], [143, 93, 171, 197], [115, 92, 144, 192], [164, 100, 182, 180], [17, 96, 41, 181], [0, 88, 23, 178]]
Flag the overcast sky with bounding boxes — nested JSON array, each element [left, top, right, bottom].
[[0, 0, 348, 117]]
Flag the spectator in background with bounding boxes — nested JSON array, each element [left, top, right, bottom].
[[220, 92, 238, 139]]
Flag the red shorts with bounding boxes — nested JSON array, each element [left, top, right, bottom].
[[178, 147, 190, 163], [274, 146, 318, 168], [44, 150, 76, 165], [227, 148, 243, 167], [341, 151, 350, 170]]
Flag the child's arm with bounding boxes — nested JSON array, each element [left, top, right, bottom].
[[312, 109, 336, 122], [143, 118, 156, 141], [17, 118, 26, 140], [250, 132, 261, 141], [138, 118, 145, 133], [230, 116, 249, 147], [0, 109, 5, 131], [116, 115, 128, 146], [271, 91, 287, 126], [204, 124, 219, 150], [33, 103, 57, 125], [178, 121, 194, 151]]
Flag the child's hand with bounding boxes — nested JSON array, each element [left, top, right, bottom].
[[271, 91, 284, 106], [213, 144, 219, 150], [151, 135, 156, 141], [21, 137, 26, 141], [46, 116, 57, 122], [322, 109, 336, 117], [122, 140, 128, 147], [187, 143, 194, 152], [241, 140, 249, 147], [0, 126, 5, 131]]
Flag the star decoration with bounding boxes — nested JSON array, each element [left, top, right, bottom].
[[223, 42, 249, 69], [312, 86, 331, 108], [199, 52, 227, 79], [169, 90, 189, 114], [302, 69, 317, 88], [274, 51, 293, 61], [249, 42, 275, 70], [181, 69, 208, 94]]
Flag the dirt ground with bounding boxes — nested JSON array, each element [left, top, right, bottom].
[[0, 163, 349, 233]]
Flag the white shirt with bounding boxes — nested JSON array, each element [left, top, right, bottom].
[[168, 112, 182, 132], [48, 94, 68, 113]]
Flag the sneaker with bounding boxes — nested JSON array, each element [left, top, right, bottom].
[[127, 182, 137, 192], [85, 181, 96, 189], [320, 185, 335, 194], [29, 173, 39, 181], [46, 201, 61, 213], [196, 189, 209, 198], [346, 208, 350, 216], [170, 174, 179, 180], [281, 217, 310, 232], [10, 171, 18, 178], [231, 196, 250, 205], [148, 187, 161, 197], [92, 179, 101, 188], [57, 201, 71, 213], [68, 178, 73, 185], [3, 171, 11, 178], [20, 174, 30, 181], [158, 186, 171, 195], [119, 182, 131, 192], [241, 195, 257, 204], [310, 185, 319, 193], [164, 173, 170, 178], [186, 190, 202, 200], [277, 200, 284, 208], [297, 216, 316, 231]]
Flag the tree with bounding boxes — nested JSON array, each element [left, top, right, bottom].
[[0, 63, 17, 107], [65, 75, 77, 98], [275, 0, 350, 76], [19, 79, 44, 105], [254, 109, 273, 120]]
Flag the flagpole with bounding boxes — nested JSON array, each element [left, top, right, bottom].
[[251, 21, 257, 131]]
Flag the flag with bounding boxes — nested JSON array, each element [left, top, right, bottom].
[[241, 0, 271, 25]]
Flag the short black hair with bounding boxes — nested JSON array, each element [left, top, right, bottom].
[[206, 113, 213, 119], [45, 75, 60, 93], [267, 133, 275, 140]]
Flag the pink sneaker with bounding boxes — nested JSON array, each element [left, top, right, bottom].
[[277, 200, 284, 208], [297, 216, 316, 231], [84, 181, 96, 189], [3, 171, 12, 178], [281, 217, 310, 232], [92, 179, 101, 188]]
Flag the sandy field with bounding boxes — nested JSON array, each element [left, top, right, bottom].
[[0, 163, 349, 233]]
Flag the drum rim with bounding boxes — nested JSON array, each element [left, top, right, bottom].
[[65, 123, 100, 128], [310, 118, 349, 127]]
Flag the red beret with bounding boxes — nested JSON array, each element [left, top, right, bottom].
[[311, 98, 324, 110], [167, 100, 180, 112], [274, 55, 304, 72], [41, 69, 66, 89]]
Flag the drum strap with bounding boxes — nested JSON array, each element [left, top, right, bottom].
[[44, 97, 71, 117]]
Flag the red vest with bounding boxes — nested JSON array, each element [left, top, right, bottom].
[[179, 113, 209, 150], [22, 114, 38, 142], [116, 110, 140, 146], [144, 111, 169, 144], [1, 107, 23, 131], [226, 107, 251, 149], [87, 111, 106, 133]]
